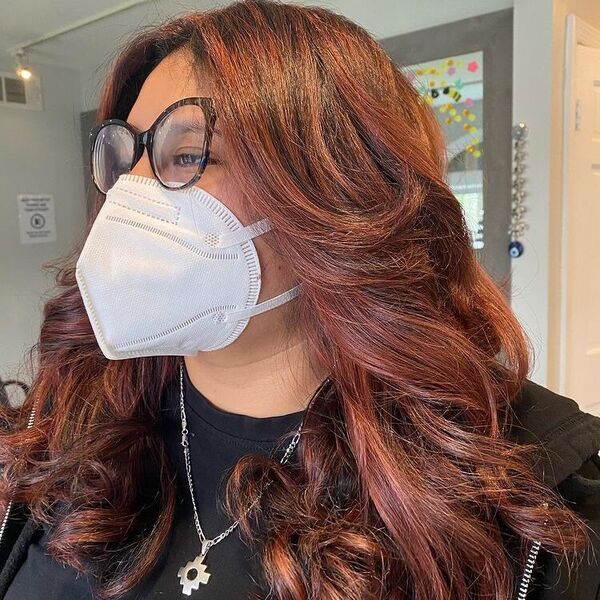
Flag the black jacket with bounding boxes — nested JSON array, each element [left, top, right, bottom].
[[0, 379, 598, 599]]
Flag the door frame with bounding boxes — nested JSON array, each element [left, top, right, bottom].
[[559, 14, 600, 394]]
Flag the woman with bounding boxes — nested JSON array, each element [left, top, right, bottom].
[[0, 1, 599, 599]]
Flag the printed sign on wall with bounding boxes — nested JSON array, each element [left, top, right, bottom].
[[17, 194, 57, 244]]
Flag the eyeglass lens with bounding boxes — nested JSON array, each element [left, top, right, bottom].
[[92, 125, 135, 194], [92, 102, 209, 194]]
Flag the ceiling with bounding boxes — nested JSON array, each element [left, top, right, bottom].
[[0, 0, 211, 73]]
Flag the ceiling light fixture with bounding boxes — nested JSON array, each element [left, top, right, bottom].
[[6, 0, 153, 82], [14, 49, 32, 80]]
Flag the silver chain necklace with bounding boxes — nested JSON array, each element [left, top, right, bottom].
[[176, 360, 325, 596]]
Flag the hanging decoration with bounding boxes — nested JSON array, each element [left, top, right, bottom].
[[508, 122, 529, 258]]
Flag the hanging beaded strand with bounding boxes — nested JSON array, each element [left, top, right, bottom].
[[508, 122, 529, 258]]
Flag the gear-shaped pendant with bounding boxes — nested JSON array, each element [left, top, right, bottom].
[[178, 552, 211, 595]]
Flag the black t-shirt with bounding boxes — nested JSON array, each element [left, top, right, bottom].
[[4, 365, 306, 599]]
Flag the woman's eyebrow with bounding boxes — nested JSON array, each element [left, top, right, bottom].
[[172, 122, 222, 136], [126, 119, 221, 136]]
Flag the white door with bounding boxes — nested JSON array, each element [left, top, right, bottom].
[[561, 42, 600, 415]]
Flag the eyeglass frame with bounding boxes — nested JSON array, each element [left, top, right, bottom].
[[89, 96, 217, 194]]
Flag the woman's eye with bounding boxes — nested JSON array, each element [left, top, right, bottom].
[[173, 152, 203, 166], [172, 153, 220, 166]]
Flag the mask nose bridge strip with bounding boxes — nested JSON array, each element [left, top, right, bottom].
[[206, 218, 271, 248]]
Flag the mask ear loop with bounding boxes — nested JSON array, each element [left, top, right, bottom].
[[225, 285, 302, 322], [203, 218, 272, 247]]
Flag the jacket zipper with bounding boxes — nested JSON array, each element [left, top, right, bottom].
[[516, 537, 543, 599], [0, 405, 548, 598], [515, 500, 549, 599], [0, 404, 37, 556]]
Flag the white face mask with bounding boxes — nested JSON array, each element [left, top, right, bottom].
[[75, 173, 301, 360]]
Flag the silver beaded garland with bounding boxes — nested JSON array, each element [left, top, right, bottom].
[[508, 122, 529, 258]]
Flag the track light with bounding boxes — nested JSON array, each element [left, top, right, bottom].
[[15, 49, 32, 81]]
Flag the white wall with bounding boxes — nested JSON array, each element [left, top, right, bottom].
[[0, 59, 86, 382], [511, 0, 555, 385]]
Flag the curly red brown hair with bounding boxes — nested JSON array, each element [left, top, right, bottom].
[[0, 1, 590, 599]]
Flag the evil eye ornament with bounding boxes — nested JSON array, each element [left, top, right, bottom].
[[508, 240, 524, 258]]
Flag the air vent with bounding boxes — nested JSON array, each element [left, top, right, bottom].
[[0, 71, 43, 110], [5, 76, 26, 104]]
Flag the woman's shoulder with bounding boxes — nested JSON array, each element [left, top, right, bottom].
[[0, 503, 41, 598], [506, 378, 600, 488], [507, 379, 600, 598]]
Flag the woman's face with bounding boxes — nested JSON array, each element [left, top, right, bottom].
[[125, 48, 299, 354]]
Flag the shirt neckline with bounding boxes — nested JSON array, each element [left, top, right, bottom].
[[181, 363, 306, 443]]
